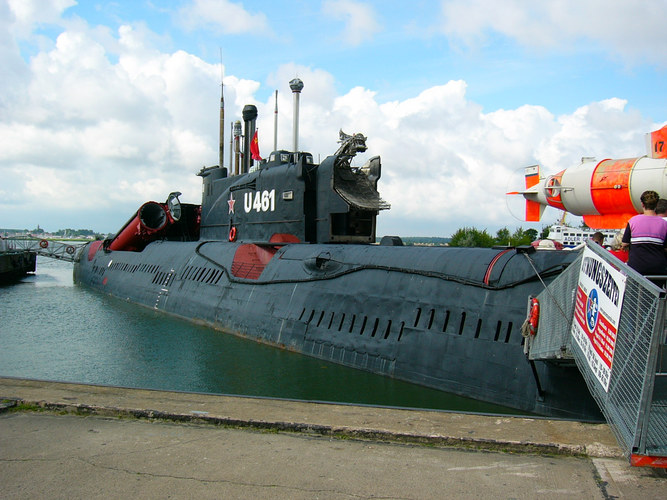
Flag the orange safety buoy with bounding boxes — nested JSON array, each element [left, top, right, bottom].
[[229, 226, 237, 242], [39, 239, 48, 249], [527, 297, 540, 336]]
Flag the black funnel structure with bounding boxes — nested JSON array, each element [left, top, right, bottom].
[[242, 104, 258, 174]]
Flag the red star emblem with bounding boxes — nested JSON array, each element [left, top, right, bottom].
[[228, 193, 235, 214]]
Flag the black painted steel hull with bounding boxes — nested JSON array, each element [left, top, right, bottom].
[[0, 250, 36, 284], [73, 240, 603, 421]]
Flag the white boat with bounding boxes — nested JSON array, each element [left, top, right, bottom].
[[546, 225, 619, 248]]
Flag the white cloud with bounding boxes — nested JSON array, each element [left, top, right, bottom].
[[257, 64, 338, 155], [322, 0, 382, 46], [537, 98, 646, 169], [438, 0, 667, 66], [7, 0, 76, 36], [0, 1, 660, 236], [177, 0, 272, 35], [0, 15, 227, 230]]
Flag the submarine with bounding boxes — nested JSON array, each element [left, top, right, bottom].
[[73, 79, 602, 421]]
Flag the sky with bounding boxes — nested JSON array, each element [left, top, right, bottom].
[[1, 0, 665, 237]]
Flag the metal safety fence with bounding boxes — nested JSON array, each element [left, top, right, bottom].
[[1, 236, 85, 262], [526, 241, 666, 464], [525, 252, 582, 361]]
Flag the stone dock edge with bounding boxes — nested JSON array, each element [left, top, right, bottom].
[[0, 377, 624, 459]]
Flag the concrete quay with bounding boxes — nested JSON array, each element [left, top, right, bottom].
[[1, 376, 665, 499]]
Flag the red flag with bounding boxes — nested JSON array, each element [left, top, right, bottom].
[[250, 130, 262, 161]]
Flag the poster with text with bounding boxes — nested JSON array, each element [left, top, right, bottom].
[[571, 247, 627, 392]]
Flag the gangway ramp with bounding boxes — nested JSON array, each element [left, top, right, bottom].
[[3, 236, 86, 263], [524, 241, 667, 468]]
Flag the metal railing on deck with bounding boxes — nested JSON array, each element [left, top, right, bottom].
[[526, 241, 667, 466], [525, 252, 582, 361], [1, 236, 86, 262]]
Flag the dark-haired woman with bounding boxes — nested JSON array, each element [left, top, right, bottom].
[[622, 190, 667, 276]]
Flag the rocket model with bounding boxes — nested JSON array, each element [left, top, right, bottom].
[[509, 125, 667, 229]]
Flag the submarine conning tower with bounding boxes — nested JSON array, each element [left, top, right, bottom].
[[198, 81, 389, 244]]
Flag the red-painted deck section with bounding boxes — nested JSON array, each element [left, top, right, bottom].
[[231, 244, 278, 280], [269, 233, 301, 244], [88, 240, 103, 261], [231, 234, 300, 280]]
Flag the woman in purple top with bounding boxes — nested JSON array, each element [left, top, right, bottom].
[[622, 190, 667, 276]]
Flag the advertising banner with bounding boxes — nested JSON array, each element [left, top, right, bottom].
[[571, 246, 627, 392]]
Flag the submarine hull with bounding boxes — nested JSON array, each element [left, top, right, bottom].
[[74, 239, 602, 421]]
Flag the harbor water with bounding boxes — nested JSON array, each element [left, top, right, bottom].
[[0, 255, 522, 415]]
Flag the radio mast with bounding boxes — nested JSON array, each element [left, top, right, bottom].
[[223, 47, 225, 168]]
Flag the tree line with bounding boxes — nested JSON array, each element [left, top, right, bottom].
[[448, 227, 541, 247]]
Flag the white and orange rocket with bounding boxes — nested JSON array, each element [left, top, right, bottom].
[[510, 125, 667, 229]]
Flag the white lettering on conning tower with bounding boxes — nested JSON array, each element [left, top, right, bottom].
[[244, 189, 275, 213]]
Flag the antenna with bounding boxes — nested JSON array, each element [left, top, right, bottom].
[[229, 121, 233, 172], [219, 48, 225, 169], [233, 120, 242, 175], [273, 90, 278, 152]]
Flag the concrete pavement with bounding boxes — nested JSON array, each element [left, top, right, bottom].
[[1, 377, 665, 498]]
